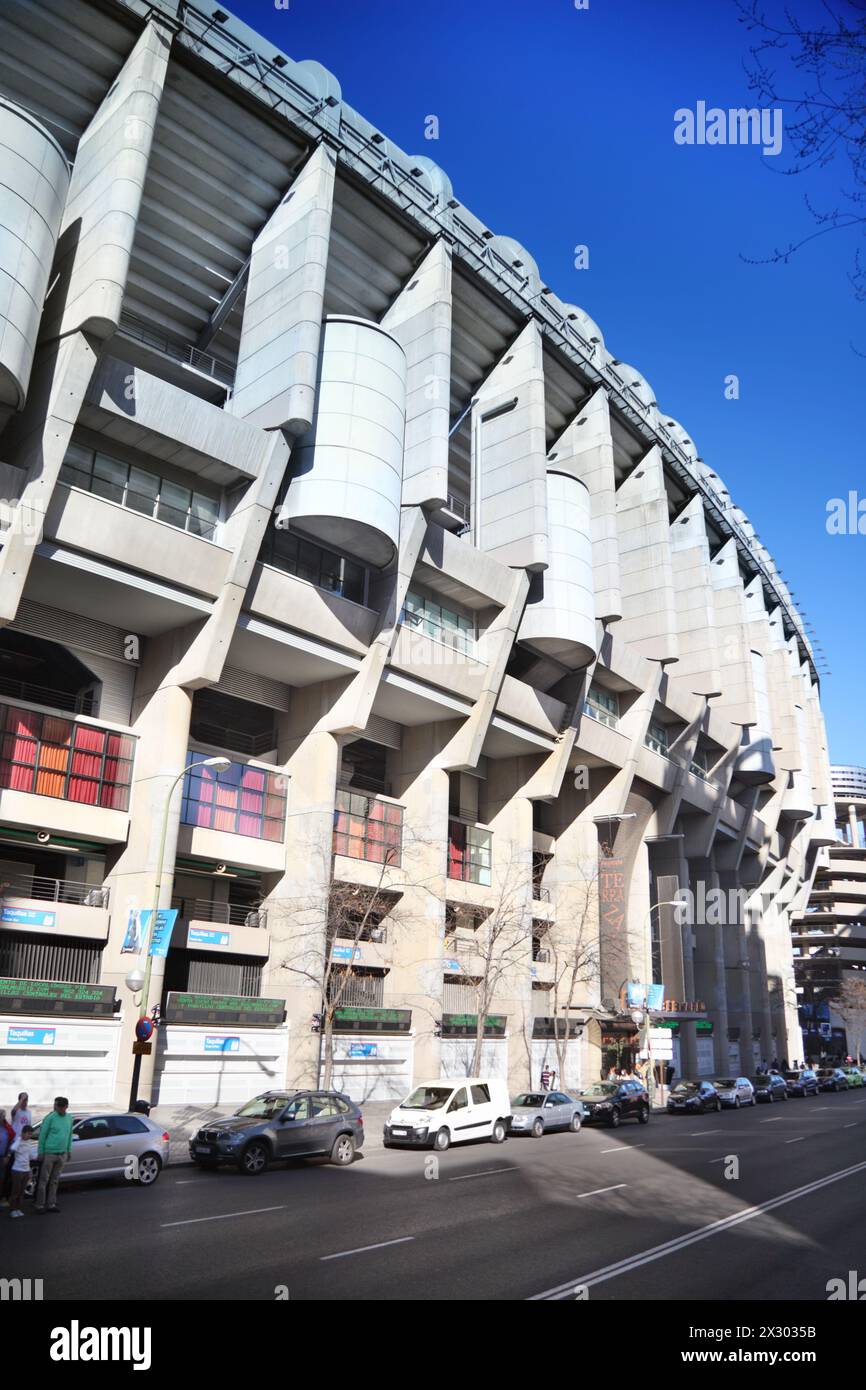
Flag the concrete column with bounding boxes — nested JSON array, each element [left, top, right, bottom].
[[669, 495, 721, 696], [381, 239, 452, 508], [548, 387, 621, 623], [472, 320, 548, 572], [485, 758, 535, 1093], [689, 856, 730, 1072], [101, 633, 195, 1108], [229, 144, 337, 433], [614, 446, 678, 662]]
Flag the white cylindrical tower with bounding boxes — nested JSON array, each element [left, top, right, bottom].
[[0, 98, 69, 413], [518, 469, 596, 668], [282, 315, 406, 568]]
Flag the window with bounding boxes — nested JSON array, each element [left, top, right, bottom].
[[311, 1095, 337, 1118], [283, 1097, 310, 1122], [583, 685, 620, 728], [0, 705, 134, 809], [690, 747, 711, 780], [470, 1084, 490, 1105], [333, 790, 403, 865], [181, 753, 286, 841], [60, 444, 220, 540], [402, 590, 475, 654], [75, 1118, 111, 1142], [327, 967, 385, 1008], [448, 820, 492, 885], [112, 1116, 147, 1136], [645, 719, 669, 756], [447, 1088, 468, 1113], [262, 524, 366, 604]]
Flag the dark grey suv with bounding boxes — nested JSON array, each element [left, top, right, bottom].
[[189, 1090, 364, 1175]]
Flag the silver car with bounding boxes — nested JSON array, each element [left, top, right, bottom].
[[712, 1077, 756, 1108], [508, 1090, 585, 1137], [25, 1112, 170, 1195]]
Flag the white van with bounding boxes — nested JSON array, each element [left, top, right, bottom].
[[383, 1078, 512, 1151]]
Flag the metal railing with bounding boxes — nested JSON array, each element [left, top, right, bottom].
[[532, 885, 551, 903], [171, 898, 267, 929], [190, 723, 276, 758], [0, 676, 95, 716], [119, 314, 235, 387], [2, 876, 109, 907], [583, 699, 619, 730]]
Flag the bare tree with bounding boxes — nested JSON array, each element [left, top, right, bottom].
[[829, 974, 866, 1061], [539, 860, 601, 1088], [736, 0, 866, 302]]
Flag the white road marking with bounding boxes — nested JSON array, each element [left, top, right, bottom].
[[689, 1130, 716, 1136], [530, 1158, 866, 1299], [448, 1166, 518, 1182], [161, 1205, 286, 1228], [760, 1117, 783, 1123], [577, 1183, 628, 1198], [843, 1123, 858, 1129], [599, 1145, 645, 1154], [785, 1137, 805, 1144], [320, 1236, 414, 1261]]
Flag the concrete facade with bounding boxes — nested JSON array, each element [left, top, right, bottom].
[[0, 0, 831, 1108]]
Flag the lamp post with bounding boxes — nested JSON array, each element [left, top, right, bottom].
[[127, 755, 231, 1111]]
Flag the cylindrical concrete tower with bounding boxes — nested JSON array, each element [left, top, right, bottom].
[[0, 99, 69, 414], [282, 315, 406, 567], [518, 469, 596, 668], [736, 650, 776, 783]]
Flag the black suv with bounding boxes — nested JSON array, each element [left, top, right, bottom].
[[752, 1072, 789, 1103], [667, 1080, 722, 1114], [577, 1080, 650, 1127], [189, 1090, 364, 1175], [784, 1068, 819, 1098]]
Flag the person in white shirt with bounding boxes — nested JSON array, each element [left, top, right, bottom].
[[11, 1093, 32, 1138], [9, 1125, 37, 1217]]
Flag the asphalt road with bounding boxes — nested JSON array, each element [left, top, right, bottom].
[[3, 1089, 865, 1302]]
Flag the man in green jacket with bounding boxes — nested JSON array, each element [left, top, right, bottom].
[[35, 1096, 73, 1213]]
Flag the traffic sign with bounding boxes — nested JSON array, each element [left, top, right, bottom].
[[132, 1040, 152, 1056]]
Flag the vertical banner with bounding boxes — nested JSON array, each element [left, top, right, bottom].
[[598, 851, 628, 1000]]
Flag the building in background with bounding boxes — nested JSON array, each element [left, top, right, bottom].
[[0, 0, 835, 1107], [794, 766, 866, 1060]]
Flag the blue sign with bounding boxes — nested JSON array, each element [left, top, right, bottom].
[[626, 982, 646, 1007], [348, 1043, 378, 1058], [204, 1035, 240, 1053], [144, 909, 178, 958], [189, 927, 231, 948], [6, 1027, 56, 1047], [1, 907, 57, 928], [444, 958, 462, 973], [647, 983, 665, 1011], [331, 945, 361, 962]]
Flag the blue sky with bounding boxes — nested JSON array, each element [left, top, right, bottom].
[[232, 0, 864, 764]]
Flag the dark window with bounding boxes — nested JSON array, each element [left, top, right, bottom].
[[334, 1097, 351, 1114], [311, 1095, 337, 1118], [111, 1116, 148, 1136], [470, 1084, 490, 1104], [262, 524, 367, 605], [60, 444, 220, 540], [282, 1096, 310, 1122], [75, 1117, 112, 1142]]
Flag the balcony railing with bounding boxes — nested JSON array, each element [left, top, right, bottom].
[[1, 876, 109, 907], [0, 675, 95, 717], [689, 759, 710, 782], [119, 313, 235, 387], [0, 705, 134, 811], [190, 722, 276, 758], [644, 731, 670, 758], [171, 897, 267, 929]]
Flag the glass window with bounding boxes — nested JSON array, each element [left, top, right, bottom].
[[59, 444, 220, 541], [75, 1117, 112, 1142], [281, 1096, 310, 1122], [310, 1095, 337, 1117], [470, 1084, 490, 1104], [402, 590, 475, 654], [447, 1088, 468, 1112], [333, 789, 403, 866], [111, 1116, 148, 1135]]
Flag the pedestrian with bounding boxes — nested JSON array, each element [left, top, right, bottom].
[[11, 1092, 31, 1138], [0, 1109, 13, 1208], [771, 1056, 779, 1071], [8, 1124, 37, 1219], [34, 1096, 73, 1214], [540, 1066, 551, 1091]]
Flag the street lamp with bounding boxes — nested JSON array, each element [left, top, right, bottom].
[[128, 755, 231, 1110]]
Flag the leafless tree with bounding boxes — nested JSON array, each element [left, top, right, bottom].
[[736, 0, 866, 305], [829, 973, 866, 1061]]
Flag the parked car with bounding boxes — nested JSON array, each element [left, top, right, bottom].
[[841, 1066, 866, 1089], [783, 1068, 819, 1097], [383, 1078, 512, 1151], [25, 1113, 169, 1196], [508, 1091, 585, 1137], [189, 1090, 364, 1174], [667, 1080, 722, 1114], [816, 1067, 849, 1093], [752, 1072, 789, 1103], [577, 1079, 650, 1128], [712, 1077, 756, 1108]]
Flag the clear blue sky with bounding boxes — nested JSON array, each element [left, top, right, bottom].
[[232, 0, 864, 765]]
